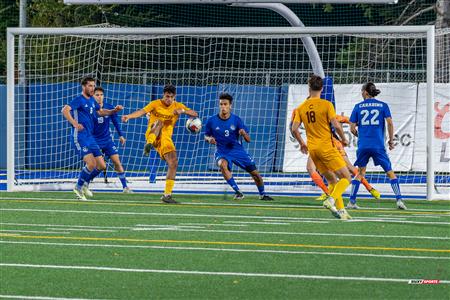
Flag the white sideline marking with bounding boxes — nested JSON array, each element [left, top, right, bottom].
[[0, 222, 132, 230], [1, 222, 447, 240], [1, 263, 449, 283], [1, 241, 449, 261], [179, 223, 248, 227], [223, 221, 291, 225], [46, 228, 116, 233], [348, 219, 450, 225], [0, 230, 70, 234], [2, 197, 450, 213], [0, 295, 106, 300]]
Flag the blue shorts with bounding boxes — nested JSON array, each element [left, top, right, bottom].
[[354, 148, 392, 172], [215, 150, 257, 173], [97, 139, 119, 158], [72, 132, 102, 160]]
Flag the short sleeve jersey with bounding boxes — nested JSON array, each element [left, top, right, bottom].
[[350, 98, 392, 150], [69, 95, 100, 135], [93, 101, 124, 144], [204, 113, 248, 153], [293, 97, 336, 149], [143, 99, 190, 137]]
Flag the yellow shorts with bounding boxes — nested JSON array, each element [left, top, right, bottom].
[[145, 131, 176, 159], [332, 138, 347, 157], [309, 147, 346, 174]]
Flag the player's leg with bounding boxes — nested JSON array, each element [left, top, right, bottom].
[[344, 154, 380, 200], [144, 120, 163, 156], [349, 148, 371, 207], [248, 169, 273, 201], [110, 154, 130, 192], [307, 156, 329, 200], [161, 150, 178, 204], [217, 157, 243, 200], [73, 153, 97, 201]]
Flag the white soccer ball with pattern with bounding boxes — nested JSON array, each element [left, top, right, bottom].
[[186, 117, 202, 134]]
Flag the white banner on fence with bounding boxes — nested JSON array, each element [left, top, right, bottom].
[[282, 83, 435, 172]]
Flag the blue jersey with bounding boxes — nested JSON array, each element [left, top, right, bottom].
[[350, 98, 392, 150], [93, 101, 124, 145], [204, 113, 248, 153], [69, 95, 100, 136]]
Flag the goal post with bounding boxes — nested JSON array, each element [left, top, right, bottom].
[[6, 26, 449, 200]]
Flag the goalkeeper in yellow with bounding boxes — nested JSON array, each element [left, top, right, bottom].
[[291, 75, 352, 220], [122, 84, 198, 203]]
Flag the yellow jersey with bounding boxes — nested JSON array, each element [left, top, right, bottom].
[[143, 99, 190, 137], [293, 97, 336, 150]]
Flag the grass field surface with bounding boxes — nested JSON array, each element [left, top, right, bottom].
[[0, 192, 449, 299]]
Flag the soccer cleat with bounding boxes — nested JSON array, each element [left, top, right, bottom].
[[315, 193, 328, 201], [73, 187, 87, 201], [82, 184, 93, 198], [346, 202, 360, 209], [259, 195, 274, 201], [338, 209, 352, 220], [161, 194, 178, 204], [323, 197, 340, 219], [233, 191, 245, 200], [396, 200, 407, 210], [123, 187, 133, 193], [143, 143, 153, 156], [369, 188, 381, 200]]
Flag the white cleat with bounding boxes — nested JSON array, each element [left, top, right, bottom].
[[123, 187, 133, 193], [346, 202, 360, 209], [396, 200, 407, 210], [323, 196, 340, 219], [338, 209, 352, 220], [82, 184, 93, 198], [73, 187, 87, 201]]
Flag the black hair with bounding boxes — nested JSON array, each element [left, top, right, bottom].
[[219, 92, 233, 104], [163, 84, 176, 94], [362, 82, 381, 97], [308, 74, 323, 91], [94, 86, 104, 93], [81, 76, 95, 86]]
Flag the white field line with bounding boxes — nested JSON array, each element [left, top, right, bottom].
[[348, 219, 450, 225], [179, 223, 248, 227], [222, 221, 291, 225], [1, 197, 450, 213], [0, 295, 107, 300], [0, 221, 448, 240], [46, 228, 116, 233], [0, 230, 70, 234], [1, 263, 449, 284], [0, 222, 133, 230]]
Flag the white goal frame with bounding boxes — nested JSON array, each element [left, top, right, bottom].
[[7, 25, 445, 200]]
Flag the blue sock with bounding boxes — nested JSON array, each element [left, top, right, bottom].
[[87, 168, 101, 184], [226, 177, 240, 192], [390, 178, 402, 200], [349, 179, 361, 204], [257, 184, 265, 196], [76, 167, 92, 189], [117, 172, 128, 188]]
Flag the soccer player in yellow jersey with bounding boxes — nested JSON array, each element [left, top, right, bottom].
[[122, 84, 198, 204], [291, 75, 352, 220]]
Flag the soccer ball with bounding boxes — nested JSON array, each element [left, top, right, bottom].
[[186, 117, 202, 134]]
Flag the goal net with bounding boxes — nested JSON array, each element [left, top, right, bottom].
[[6, 26, 449, 200]]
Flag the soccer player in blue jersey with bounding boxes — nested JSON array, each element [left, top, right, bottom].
[[349, 82, 407, 210], [93, 87, 130, 193], [204, 93, 273, 201], [62, 77, 123, 200]]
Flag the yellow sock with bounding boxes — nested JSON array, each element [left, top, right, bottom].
[[164, 179, 175, 195], [328, 183, 336, 195], [147, 133, 156, 145], [330, 178, 350, 210]]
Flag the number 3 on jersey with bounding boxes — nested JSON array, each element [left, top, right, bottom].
[[306, 111, 316, 123]]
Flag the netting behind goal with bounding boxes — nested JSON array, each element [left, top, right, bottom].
[[8, 28, 450, 199]]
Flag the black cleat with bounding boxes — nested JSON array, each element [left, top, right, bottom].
[[143, 143, 153, 156], [259, 195, 274, 201], [233, 191, 244, 200], [161, 194, 178, 204]]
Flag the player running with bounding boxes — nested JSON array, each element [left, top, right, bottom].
[[349, 82, 407, 210], [291, 75, 352, 219], [204, 93, 273, 201], [92, 87, 131, 193], [121, 84, 198, 204], [62, 76, 123, 200]]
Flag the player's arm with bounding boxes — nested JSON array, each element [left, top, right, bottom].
[[174, 103, 198, 117], [111, 113, 126, 145], [350, 122, 358, 137], [121, 109, 147, 123], [291, 121, 308, 154], [61, 105, 84, 131], [349, 105, 359, 137], [239, 129, 251, 143], [330, 118, 348, 146], [204, 119, 216, 145], [386, 117, 395, 150], [97, 104, 123, 117]]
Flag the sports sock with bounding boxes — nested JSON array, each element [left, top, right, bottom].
[[390, 178, 402, 200], [147, 133, 156, 145], [76, 167, 92, 189], [87, 168, 101, 184], [117, 172, 127, 188], [311, 171, 329, 194], [351, 168, 373, 192], [349, 179, 361, 204], [328, 183, 336, 195], [164, 179, 175, 195], [226, 177, 240, 193], [330, 178, 350, 210], [257, 184, 265, 196]]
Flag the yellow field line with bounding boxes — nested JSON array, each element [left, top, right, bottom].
[[1, 233, 449, 253], [1, 198, 449, 215]]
